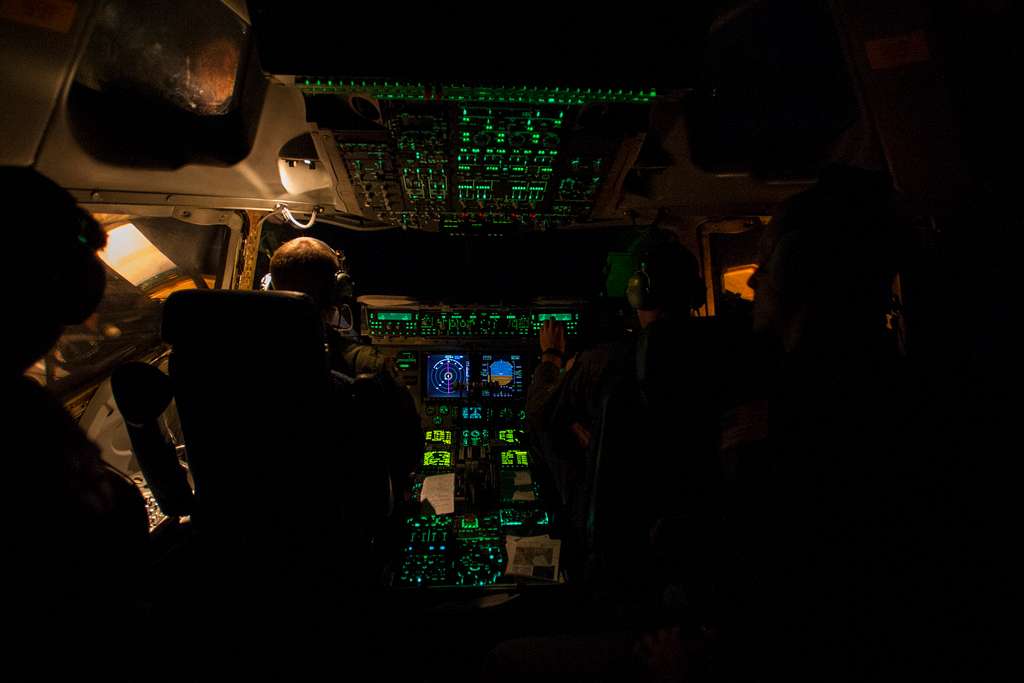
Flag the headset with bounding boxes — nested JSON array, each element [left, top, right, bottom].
[[626, 260, 654, 310], [625, 250, 706, 312], [1, 166, 108, 326], [261, 237, 355, 307]]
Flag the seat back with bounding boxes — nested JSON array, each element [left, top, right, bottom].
[[111, 361, 194, 518], [161, 290, 338, 547]]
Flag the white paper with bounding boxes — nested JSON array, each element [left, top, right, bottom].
[[505, 535, 561, 580], [420, 473, 455, 515], [513, 471, 532, 486], [511, 490, 536, 501]]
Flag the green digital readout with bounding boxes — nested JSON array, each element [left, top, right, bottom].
[[423, 451, 452, 467], [500, 450, 530, 467], [536, 313, 573, 322], [424, 430, 452, 445], [377, 311, 414, 321], [498, 429, 519, 443]]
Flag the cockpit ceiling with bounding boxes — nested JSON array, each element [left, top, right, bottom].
[[24, 0, 860, 215]]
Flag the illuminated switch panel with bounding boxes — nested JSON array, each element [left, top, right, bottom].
[[461, 405, 487, 420], [398, 514, 454, 586], [454, 106, 563, 209], [423, 450, 452, 468], [367, 310, 420, 335], [500, 450, 530, 469], [424, 430, 452, 446], [530, 311, 580, 334], [365, 308, 578, 337], [453, 513, 505, 586], [499, 508, 550, 532], [461, 428, 489, 448], [497, 429, 523, 445], [390, 111, 449, 229]]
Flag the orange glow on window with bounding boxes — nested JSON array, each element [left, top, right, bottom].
[[723, 265, 757, 301], [97, 223, 176, 287]]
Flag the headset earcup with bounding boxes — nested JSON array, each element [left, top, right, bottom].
[[335, 271, 355, 302], [626, 271, 648, 309]]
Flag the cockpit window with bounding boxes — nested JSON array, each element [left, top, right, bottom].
[[722, 265, 757, 302], [76, 0, 247, 116], [98, 223, 177, 289], [67, 0, 255, 168], [26, 214, 231, 408]]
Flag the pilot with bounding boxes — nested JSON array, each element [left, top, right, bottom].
[[735, 164, 926, 678], [525, 227, 713, 574], [6, 167, 148, 651], [268, 237, 422, 522], [493, 228, 715, 678]]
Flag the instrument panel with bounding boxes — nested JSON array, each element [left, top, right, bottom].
[[368, 300, 581, 587], [313, 94, 642, 234], [364, 306, 580, 340]]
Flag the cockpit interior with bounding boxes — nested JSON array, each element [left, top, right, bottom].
[[3, 0, 1012, 678]]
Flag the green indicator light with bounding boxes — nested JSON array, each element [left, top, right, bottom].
[[548, 97, 555, 103]]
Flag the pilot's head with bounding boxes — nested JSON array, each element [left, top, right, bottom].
[[5, 167, 106, 376], [626, 228, 705, 325], [749, 165, 898, 354], [269, 236, 345, 316]]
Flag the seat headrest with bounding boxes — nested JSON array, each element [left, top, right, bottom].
[[162, 290, 326, 357]]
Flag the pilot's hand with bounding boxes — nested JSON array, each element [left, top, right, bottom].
[[539, 319, 566, 366]]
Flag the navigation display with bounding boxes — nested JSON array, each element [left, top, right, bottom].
[[426, 354, 470, 398]]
